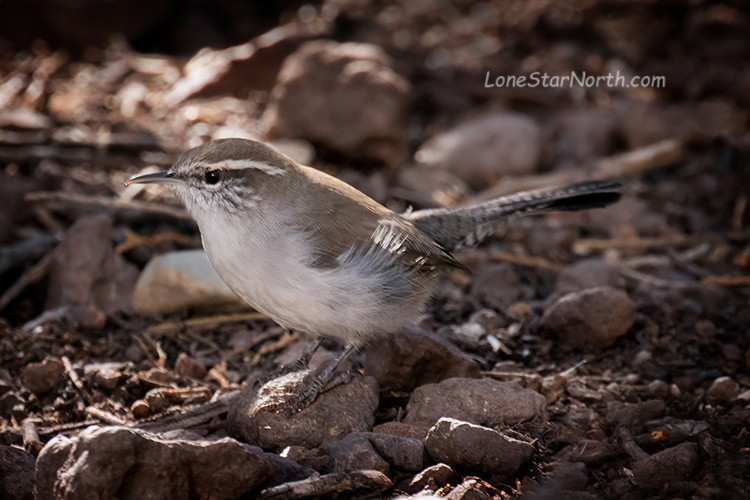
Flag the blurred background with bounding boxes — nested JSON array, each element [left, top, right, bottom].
[[0, 1, 749, 497]]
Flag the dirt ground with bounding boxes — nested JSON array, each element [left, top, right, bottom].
[[0, 1, 749, 499]]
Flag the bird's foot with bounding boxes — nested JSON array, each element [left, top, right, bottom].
[[290, 369, 353, 412], [256, 337, 323, 386]]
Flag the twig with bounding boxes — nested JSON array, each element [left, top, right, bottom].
[[25, 191, 190, 220], [619, 267, 691, 289], [85, 406, 127, 426], [62, 356, 94, 406], [115, 229, 195, 254], [21, 418, 43, 454], [0, 247, 57, 311], [474, 138, 684, 201], [145, 312, 267, 335], [701, 275, 750, 287], [573, 233, 711, 255], [491, 251, 564, 271]]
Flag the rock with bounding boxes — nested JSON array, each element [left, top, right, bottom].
[[424, 418, 535, 479], [606, 401, 665, 432], [471, 263, 530, 309], [227, 373, 379, 450], [553, 108, 618, 165], [415, 112, 542, 191], [545, 461, 589, 491], [83, 362, 129, 392], [130, 399, 150, 419], [366, 432, 426, 472], [404, 378, 547, 428], [614, 98, 747, 149], [46, 214, 139, 316], [364, 326, 480, 393], [132, 250, 246, 316], [263, 40, 411, 166], [174, 353, 207, 380], [445, 478, 501, 500], [631, 443, 700, 489], [706, 376, 739, 404], [585, 197, 670, 238], [553, 259, 624, 297], [21, 357, 64, 394], [165, 23, 319, 106], [329, 433, 390, 474], [35, 426, 273, 500], [0, 445, 35, 500], [406, 463, 462, 494], [0, 392, 25, 421], [280, 446, 328, 472], [244, 445, 315, 487], [541, 287, 636, 350], [396, 164, 469, 206], [373, 421, 429, 441]]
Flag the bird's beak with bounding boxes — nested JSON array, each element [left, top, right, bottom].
[[126, 170, 178, 186]]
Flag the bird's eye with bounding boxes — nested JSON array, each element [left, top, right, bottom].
[[204, 170, 221, 185]]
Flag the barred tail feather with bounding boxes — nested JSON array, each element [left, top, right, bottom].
[[406, 180, 622, 251]]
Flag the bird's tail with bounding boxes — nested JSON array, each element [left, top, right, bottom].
[[405, 180, 622, 252]]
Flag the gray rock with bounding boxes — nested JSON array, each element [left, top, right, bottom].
[[405, 463, 462, 494], [425, 418, 535, 479], [373, 421, 429, 441], [329, 433, 390, 474], [263, 40, 411, 166], [631, 443, 700, 489], [364, 326, 480, 393], [366, 432, 427, 472], [227, 373, 379, 450], [415, 112, 542, 190], [132, 249, 246, 316], [541, 286, 636, 350], [35, 426, 273, 500], [0, 445, 35, 500], [404, 378, 547, 428]]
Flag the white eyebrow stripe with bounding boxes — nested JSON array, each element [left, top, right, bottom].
[[204, 159, 286, 176]]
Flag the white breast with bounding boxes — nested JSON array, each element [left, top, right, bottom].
[[196, 211, 427, 344]]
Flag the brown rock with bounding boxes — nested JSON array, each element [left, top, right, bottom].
[[329, 433, 390, 474], [606, 400, 666, 432], [35, 426, 273, 500], [46, 215, 138, 316], [366, 432, 426, 472], [545, 461, 589, 491], [227, 373, 379, 450], [0, 445, 35, 500], [471, 263, 531, 310], [83, 362, 128, 392], [264, 40, 411, 166], [174, 353, 207, 380], [21, 357, 64, 395], [631, 443, 700, 489], [541, 287, 636, 350], [404, 378, 547, 428], [406, 463, 462, 494], [373, 421, 429, 441], [706, 376, 739, 404], [424, 418, 535, 479], [364, 326, 480, 393], [416, 112, 542, 191]]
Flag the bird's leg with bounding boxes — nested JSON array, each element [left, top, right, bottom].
[[256, 337, 324, 385], [291, 344, 357, 411]]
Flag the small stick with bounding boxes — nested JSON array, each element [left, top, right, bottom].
[[21, 418, 43, 454], [702, 275, 750, 287], [25, 191, 190, 220], [0, 247, 56, 311], [85, 406, 127, 426], [62, 356, 94, 406]]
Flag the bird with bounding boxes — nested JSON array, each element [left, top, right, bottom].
[[128, 138, 621, 407]]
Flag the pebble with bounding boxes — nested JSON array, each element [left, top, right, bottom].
[[404, 378, 547, 429], [415, 112, 542, 191], [541, 286, 637, 350], [132, 250, 246, 316], [174, 353, 207, 380], [21, 357, 64, 395], [631, 443, 700, 489], [424, 417, 535, 479], [706, 376, 739, 404], [405, 463, 462, 494]]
